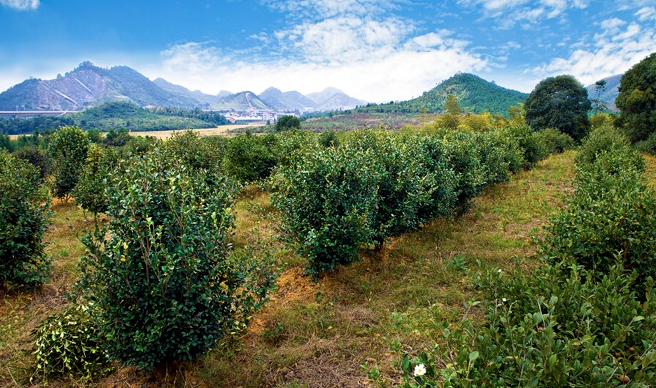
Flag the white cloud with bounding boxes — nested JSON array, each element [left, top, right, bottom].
[[636, 6, 656, 22], [531, 18, 656, 85], [143, 0, 488, 102], [276, 16, 411, 63], [0, 0, 39, 10], [148, 38, 487, 102], [459, 0, 589, 28], [262, 0, 394, 18]]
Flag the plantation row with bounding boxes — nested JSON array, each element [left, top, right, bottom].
[[1, 120, 574, 379], [390, 127, 656, 387], [273, 126, 573, 275]]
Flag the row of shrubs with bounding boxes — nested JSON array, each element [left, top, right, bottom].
[[272, 126, 574, 276], [396, 125, 656, 387], [1, 123, 571, 381]]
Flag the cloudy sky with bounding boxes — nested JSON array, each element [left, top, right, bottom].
[[1, 0, 655, 102]]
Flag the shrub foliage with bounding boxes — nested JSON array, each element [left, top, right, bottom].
[[77, 152, 273, 370], [0, 150, 51, 286]]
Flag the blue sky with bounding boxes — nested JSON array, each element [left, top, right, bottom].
[[1, 0, 655, 102]]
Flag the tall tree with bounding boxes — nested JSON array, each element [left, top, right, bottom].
[[615, 52, 656, 143], [593, 79, 608, 114], [524, 75, 591, 141]]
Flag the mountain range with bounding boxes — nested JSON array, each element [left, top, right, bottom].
[[0, 62, 366, 112]]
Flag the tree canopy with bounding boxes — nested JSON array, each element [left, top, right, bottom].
[[524, 75, 591, 141], [274, 115, 301, 132], [616, 52, 656, 143]]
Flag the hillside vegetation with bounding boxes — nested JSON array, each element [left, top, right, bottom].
[[357, 73, 528, 115]]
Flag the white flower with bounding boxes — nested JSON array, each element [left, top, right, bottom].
[[413, 363, 426, 377], [502, 298, 507, 302], [497, 269, 502, 273]]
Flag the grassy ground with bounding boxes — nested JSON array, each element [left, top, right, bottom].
[[0, 151, 579, 387]]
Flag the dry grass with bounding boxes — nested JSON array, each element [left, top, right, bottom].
[[129, 124, 261, 139], [0, 151, 582, 388]]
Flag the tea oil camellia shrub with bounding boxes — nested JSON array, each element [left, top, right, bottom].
[[77, 151, 274, 371], [272, 144, 383, 276], [33, 305, 112, 381], [395, 262, 656, 387], [48, 125, 90, 200], [73, 144, 121, 215], [541, 147, 656, 288], [0, 150, 51, 286]]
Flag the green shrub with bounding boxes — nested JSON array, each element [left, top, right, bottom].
[[318, 130, 339, 148], [33, 305, 112, 381], [635, 131, 656, 156], [575, 124, 640, 168], [442, 131, 487, 209], [275, 115, 302, 132], [272, 145, 383, 275], [77, 152, 274, 370], [507, 125, 549, 169], [395, 262, 656, 387], [0, 150, 51, 286], [12, 145, 51, 180], [349, 133, 456, 246], [162, 130, 223, 172], [541, 148, 656, 287], [534, 128, 575, 154], [73, 144, 120, 215], [223, 133, 277, 182], [49, 126, 90, 199]]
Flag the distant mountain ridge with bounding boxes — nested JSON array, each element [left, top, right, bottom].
[[357, 73, 528, 115], [585, 74, 622, 112], [0, 62, 367, 113]]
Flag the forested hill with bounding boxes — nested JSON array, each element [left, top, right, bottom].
[[357, 73, 528, 115]]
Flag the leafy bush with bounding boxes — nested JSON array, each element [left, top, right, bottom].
[[77, 152, 274, 370], [534, 128, 575, 154], [396, 262, 656, 387], [48, 126, 90, 199], [541, 148, 656, 287], [272, 145, 383, 276], [162, 130, 224, 172], [0, 150, 51, 286], [12, 145, 51, 180], [442, 131, 488, 209], [33, 305, 112, 381], [275, 115, 302, 132], [575, 124, 641, 169], [507, 125, 549, 169], [635, 131, 656, 156], [223, 133, 277, 182], [73, 144, 120, 215], [348, 132, 457, 246]]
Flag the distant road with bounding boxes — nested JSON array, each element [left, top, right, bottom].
[[0, 110, 79, 118]]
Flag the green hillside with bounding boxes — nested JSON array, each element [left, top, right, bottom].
[[357, 73, 528, 115], [70, 101, 228, 132]]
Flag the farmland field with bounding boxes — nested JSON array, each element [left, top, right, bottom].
[[8, 123, 262, 140]]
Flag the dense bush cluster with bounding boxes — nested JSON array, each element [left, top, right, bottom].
[[76, 151, 274, 371], [398, 262, 656, 387], [0, 150, 51, 286], [273, 127, 555, 275], [395, 129, 656, 387]]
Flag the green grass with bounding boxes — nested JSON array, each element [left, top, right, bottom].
[[0, 151, 581, 387]]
